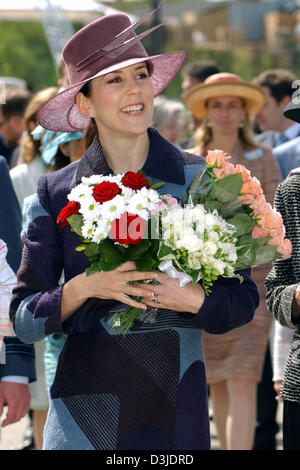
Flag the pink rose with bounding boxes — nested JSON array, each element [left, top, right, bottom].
[[206, 149, 229, 168]]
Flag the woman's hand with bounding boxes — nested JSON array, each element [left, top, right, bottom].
[[61, 261, 158, 321], [137, 271, 205, 314]]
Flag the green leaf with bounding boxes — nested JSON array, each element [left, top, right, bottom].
[[150, 182, 165, 190], [235, 245, 256, 269], [67, 214, 84, 237], [226, 213, 256, 237], [204, 199, 223, 213], [253, 245, 279, 266], [135, 252, 157, 271], [158, 243, 174, 260], [84, 242, 100, 258], [85, 261, 99, 276], [122, 239, 151, 261], [237, 234, 253, 246], [185, 168, 216, 204], [75, 244, 86, 252], [213, 173, 243, 203], [236, 244, 251, 256], [98, 239, 126, 271], [219, 197, 244, 218], [253, 236, 270, 248]]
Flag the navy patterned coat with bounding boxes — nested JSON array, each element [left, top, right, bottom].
[[9, 129, 259, 450]]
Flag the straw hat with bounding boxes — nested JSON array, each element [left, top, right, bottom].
[[184, 72, 265, 119], [37, 6, 186, 132]]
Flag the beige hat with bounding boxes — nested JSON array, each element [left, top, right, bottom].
[[184, 72, 265, 119]]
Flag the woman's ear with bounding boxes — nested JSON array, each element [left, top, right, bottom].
[[76, 92, 94, 118]]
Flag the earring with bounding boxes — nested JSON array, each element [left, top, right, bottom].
[[206, 121, 211, 128], [239, 121, 244, 128]]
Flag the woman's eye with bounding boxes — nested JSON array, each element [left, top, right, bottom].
[[137, 72, 148, 79], [108, 77, 121, 84]]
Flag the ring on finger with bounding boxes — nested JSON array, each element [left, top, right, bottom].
[[151, 292, 159, 304]]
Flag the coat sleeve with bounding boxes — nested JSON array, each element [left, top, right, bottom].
[[265, 179, 300, 329], [0, 337, 36, 382], [184, 268, 259, 334]]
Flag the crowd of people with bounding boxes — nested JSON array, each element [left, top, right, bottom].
[[0, 6, 300, 451]]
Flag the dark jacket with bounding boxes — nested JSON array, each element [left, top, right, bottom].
[[265, 174, 300, 404], [0, 156, 35, 381]]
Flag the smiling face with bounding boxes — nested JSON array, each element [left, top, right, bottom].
[[205, 95, 246, 135], [76, 62, 154, 141]]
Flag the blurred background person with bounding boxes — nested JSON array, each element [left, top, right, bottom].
[[252, 68, 300, 449], [0, 156, 35, 436], [151, 95, 190, 148], [253, 69, 299, 156], [181, 60, 221, 96], [184, 72, 281, 450], [10, 87, 58, 209], [180, 60, 222, 147], [0, 87, 31, 168], [264, 95, 300, 448]]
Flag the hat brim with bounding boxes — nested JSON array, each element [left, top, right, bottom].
[[37, 51, 186, 132], [284, 99, 300, 124], [184, 81, 265, 119]]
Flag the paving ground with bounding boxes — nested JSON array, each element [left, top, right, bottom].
[[0, 400, 283, 451]]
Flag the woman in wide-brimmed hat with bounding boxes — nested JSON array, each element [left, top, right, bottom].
[[184, 72, 282, 450], [9, 11, 259, 450]]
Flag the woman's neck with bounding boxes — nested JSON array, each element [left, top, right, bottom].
[[207, 132, 239, 156], [99, 130, 150, 174]]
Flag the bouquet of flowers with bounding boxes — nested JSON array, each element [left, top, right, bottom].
[[57, 170, 240, 334], [57, 153, 291, 335], [184, 149, 291, 268]]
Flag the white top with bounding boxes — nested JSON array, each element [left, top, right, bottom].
[[272, 320, 294, 382], [10, 157, 46, 210]]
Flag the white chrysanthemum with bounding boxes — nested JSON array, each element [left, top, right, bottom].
[[82, 174, 123, 186], [68, 183, 93, 203], [81, 221, 95, 240], [92, 222, 111, 244], [79, 199, 103, 221], [126, 192, 154, 220], [101, 195, 127, 221], [119, 185, 134, 200]]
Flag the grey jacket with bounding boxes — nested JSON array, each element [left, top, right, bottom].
[[265, 174, 300, 403]]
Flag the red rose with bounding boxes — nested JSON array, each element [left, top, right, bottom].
[[121, 171, 150, 190], [57, 201, 80, 228], [93, 182, 121, 203], [110, 212, 147, 246]]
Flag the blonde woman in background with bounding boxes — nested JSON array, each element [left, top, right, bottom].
[[184, 72, 282, 450]]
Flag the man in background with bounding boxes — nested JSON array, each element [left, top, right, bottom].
[[0, 88, 31, 168]]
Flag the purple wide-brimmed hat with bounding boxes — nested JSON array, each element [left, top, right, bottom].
[[37, 6, 186, 132]]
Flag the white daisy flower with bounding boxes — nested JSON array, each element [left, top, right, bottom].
[[68, 183, 93, 203], [101, 195, 127, 221]]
